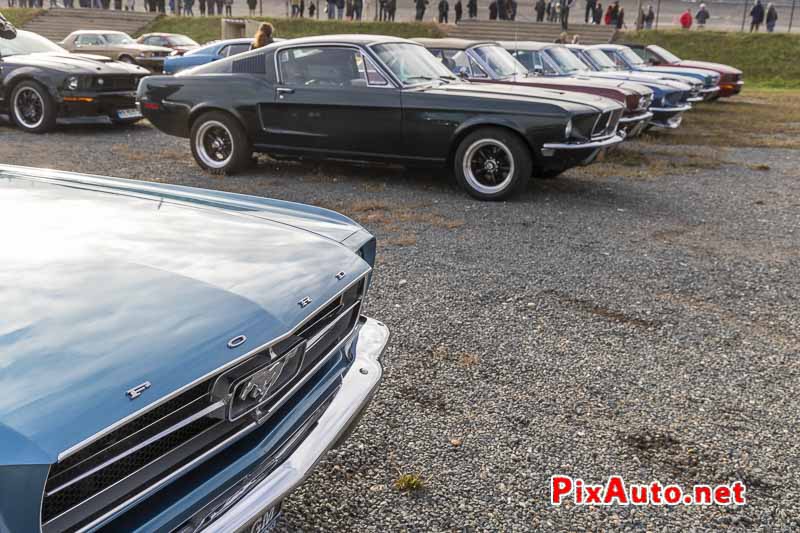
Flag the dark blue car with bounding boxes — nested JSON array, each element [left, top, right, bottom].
[[0, 164, 389, 532], [164, 38, 254, 74]]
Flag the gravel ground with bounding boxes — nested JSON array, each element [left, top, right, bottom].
[[1, 115, 798, 531]]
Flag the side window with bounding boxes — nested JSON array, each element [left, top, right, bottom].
[[278, 46, 368, 88], [76, 35, 103, 46], [512, 50, 535, 71], [609, 52, 626, 68], [354, 54, 389, 86], [218, 45, 231, 57], [468, 56, 488, 78], [644, 49, 660, 64], [227, 44, 251, 57], [442, 50, 470, 75], [540, 54, 559, 75]]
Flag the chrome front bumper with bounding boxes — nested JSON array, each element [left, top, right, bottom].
[[650, 104, 692, 113], [200, 316, 389, 533], [619, 111, 653, 124], [541, 133, 625, 152]]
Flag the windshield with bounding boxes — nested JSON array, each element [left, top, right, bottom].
[[472, 45, 525, 78], [585, 49, 619, 71], [618, 47, 645, 66], [649, 44, 681, 63], [0, 30, 65, 56], [104, 33, 135, 45], [169, 35, 198, 46], [371, 42, 455, 85], [546, 47, 588, 74]]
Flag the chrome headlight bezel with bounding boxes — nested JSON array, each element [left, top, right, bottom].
[[65, 76, 80, 91], [564, 118, 573, 140]]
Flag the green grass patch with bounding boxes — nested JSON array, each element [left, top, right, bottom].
[[2, 8, 45, 28], [138, 16, 445, 44], [624, 30, 800, 89]]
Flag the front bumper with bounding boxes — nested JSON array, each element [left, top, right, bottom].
[[700, 86, 720, 101], [57, 90, 140, 120], [541, 133, 625, 152], [619, 111, 653, 137], [719, 80, 744, 97], [197, 316, 389, 533]]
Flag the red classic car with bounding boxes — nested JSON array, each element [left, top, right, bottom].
[[624, 43, 743, 98], [415, 38, 654, 137]]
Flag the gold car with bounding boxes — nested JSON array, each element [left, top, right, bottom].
[[60, 30, 172, 72]]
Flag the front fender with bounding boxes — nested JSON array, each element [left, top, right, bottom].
[[2, 67, 61, 103], [0, 464, 49, 533], [451, 113, 565, 155]]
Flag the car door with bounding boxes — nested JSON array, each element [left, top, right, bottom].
[[257, 44, 402, 159]]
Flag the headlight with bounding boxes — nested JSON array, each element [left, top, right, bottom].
[[65, 76, 79, 91], [138, 51, 153, 58], [653, 96, 663, 107], [564, 119, 572, 140]]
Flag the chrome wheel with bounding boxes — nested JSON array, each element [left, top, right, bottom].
[[462, 139, 515, 195], [13, 87, 45, 129], [196, 120, 234, 169]]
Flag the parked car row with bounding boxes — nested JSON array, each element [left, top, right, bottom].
[[0, 27, 743, 200]]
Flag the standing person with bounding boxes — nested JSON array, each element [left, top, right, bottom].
[[467, 0, 476, 17], [345, 0, 353, 19], [615, 6, 624, 28], [695, 3, 709, 28], [198, 0, 205, 14], [415, 0, 428, 20], [750, 0, 765, 31], [679, 7, 692, 28], [291, 0, 300, 16], [509, 0, 517, 19], [584, 0, 595, 23], [489, 0, 497, 19], [765, 2, 777, 31], [644, 4, 654, 28], [535, 0, 546, 21], [207, 0, 214, 14], [184, 0, 194, 14], [559, 0, 571, 30], [326, 0, 335, 17], [335, 0, 344, 18], [353, 0, 362, 19], [246, 0, 255, 13], [387, 0, 395, 18], [497, 0, 505, 18], [603, 3, 612, 24], [252, 22, 274, 49], [215, 0, 223, 15], [438, 0, 448, 22], [308, 0, 315, 15], [224, 0, 232, 15], [378, 0, 385, 19], [592, 1, 601, 23], [454, 0, 462, 22]]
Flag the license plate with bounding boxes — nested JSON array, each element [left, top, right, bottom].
[[243, 502, 281, 533], [117, 108, 142, 119]]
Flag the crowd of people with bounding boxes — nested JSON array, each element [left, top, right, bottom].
[[0, 0, 788, 31]]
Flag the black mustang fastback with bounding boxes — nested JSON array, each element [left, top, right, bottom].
[[139, 35, 625, 200], [0, 28, 148, 133]]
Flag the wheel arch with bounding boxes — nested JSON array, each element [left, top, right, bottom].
[[447, 119, 539, 168], [188, 105, 249, 137], [2, 69, 60, 105]]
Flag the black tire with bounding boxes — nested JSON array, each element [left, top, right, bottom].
[[453, 127, 531, 200], [10, 80, 57, 133], [190, 111, 251, 175]]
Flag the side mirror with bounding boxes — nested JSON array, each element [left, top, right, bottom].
[[457, 66, 469, 79]]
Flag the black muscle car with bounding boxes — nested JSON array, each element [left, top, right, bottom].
[[139, 35, 625, 200], [0, 29, 149, 133]]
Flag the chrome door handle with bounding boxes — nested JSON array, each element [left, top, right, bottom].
[[276, 87, 294, 99]]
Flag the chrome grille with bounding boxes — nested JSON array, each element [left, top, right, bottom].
[[41, 277, 366, 533]]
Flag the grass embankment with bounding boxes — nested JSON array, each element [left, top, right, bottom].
[[139, 16, 445, 44], [2, 8, 45, 28], [625, 30, 800, 90]]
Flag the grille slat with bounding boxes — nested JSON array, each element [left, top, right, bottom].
[[42, 277, 366, 532]]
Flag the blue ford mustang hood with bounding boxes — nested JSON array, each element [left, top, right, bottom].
[[0, 166, 370, 465]]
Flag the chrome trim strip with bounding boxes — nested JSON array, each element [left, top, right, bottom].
[[649, 104, 692, 113], [619, 111, 652, 124], [57, 271, 370, 462], [542, 133, 624, 150], [49, 395, 211, 486], [306, 300, 362, 351], [46, 402, 226, 498]]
